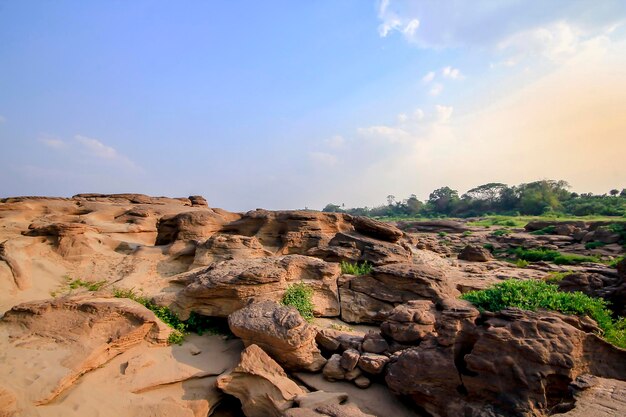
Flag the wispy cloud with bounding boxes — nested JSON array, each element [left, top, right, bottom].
[[309, 151, 338, 166], [442, 66, 463, 80], [74, 135, 119, 159], [40, 138, 66, 149], [429, 83, 443, 96], [422, 71, 435, 83], [377, 0, 421, 40], [325, 135, 345, 149]]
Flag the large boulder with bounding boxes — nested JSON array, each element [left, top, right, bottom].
[[155, 210, 240, 245], [386, 307, 626, 417], [216, 344, 306, 417], [228, 301, 327, 372], [350, 216, 403, 243], [339, 262, 460, 324], [458, 245, 493, 262], [191, 233, 273, 267], [169, 254, 341, 319]]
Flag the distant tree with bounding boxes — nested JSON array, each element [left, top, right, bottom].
[[610, 189, 619, 196], [322, 203, 344, 213], [386, 195, 396, 206], [405, 194, 423, 215], [427, 186, 460, 215], [621, 189, 626, 197], [516, 180, 570, 215]]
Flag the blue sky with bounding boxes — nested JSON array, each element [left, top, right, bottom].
[[1, 1, 625, 211]]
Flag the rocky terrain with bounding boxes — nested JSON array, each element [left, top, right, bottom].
[[0, 194, 624, 417]]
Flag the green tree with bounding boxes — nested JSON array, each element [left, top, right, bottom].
[[427, 186, 460, 215]]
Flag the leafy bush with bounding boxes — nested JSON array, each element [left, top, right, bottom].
[[544, 271, 573, 283], [438, 231, 448, 237], [609, 256, 625, 268], [462, 231, 473, 237], [530, 225, 556, 235], [282, 282, 315, 322], [511, 247, 599, 265], [491, 229, 511, 237], [340, 261, 373, 276], [113, 288, 225, 344], [461, 280, 626, 348], [483, 243, 495, 252], [515, 259, 529, 268], [585, 241, 607, 250]]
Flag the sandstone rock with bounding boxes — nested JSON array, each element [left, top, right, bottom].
[[340, 349, 360, 371], [155, 210, 239, 245], [386, 307, 626, 417], [357, 353, 389, 375], [310, 232, 412, 266], [323, 354, 345, 381], [191, 233, 273, 267], [188, 195, 208, 207], [216, 344, 305, 417], [0, 296, 172, 406], [353, 376, 371, 389], [555, 375, 626, 416], [350, 216, 403, 243], [381, 300, 437, 344], [228, 301, 326, 372], [361, 331, 389, 354], [170, 254, 340, 319], [397, 220, 469, 234], [341, 262, 459, 324], [458, 244, 493, 262]]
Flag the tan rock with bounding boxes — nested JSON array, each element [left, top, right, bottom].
[[216, 344, 306, 417], [228, 301, 327, 372]]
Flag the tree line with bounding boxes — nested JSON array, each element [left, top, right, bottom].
[[322, 180, 626, 218]]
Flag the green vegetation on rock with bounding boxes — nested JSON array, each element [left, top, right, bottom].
[[113, 288, 225, 344], [461, 280, 626, 349], [340, 261, 373, 276], [510, 247, 600, 265], [281, 282, 314, 322]]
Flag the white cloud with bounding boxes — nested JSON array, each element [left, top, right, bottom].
[[403, 19, 420, 37], [75, 135, 119, 159], [309, 151, 338, 166], [442, 66, 463, 80], [357, 125, 412, 143], [422, 71, 436, 83], [429, 83, 443, 96], [325, 135, 345, 149], [397, 113, 408, 123], [40, 138, 66, 149], [414, 108, 425, 120], [435, 105, 454, 123]]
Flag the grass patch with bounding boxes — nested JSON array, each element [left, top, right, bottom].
[[544, 271, 574, 284], [511, 247, 600, 265], [282, 282, 314, 322], [515, 259, 529, 268], [609, 256, 624, 268], [113, 288, 226, 344], [51, 275, 107, 296], [483, 243, 495, 252], [585, 241, 607, 250], [330, 323, 353, 332], [438, 231, 448, 237], [462, 231, 473, 237], [461, 279, 626, 349], [340, 261, 373, 276]]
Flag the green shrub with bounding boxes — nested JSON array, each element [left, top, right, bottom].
[[113, 288, 226, 344], [530, 225, 556, 235], [462, 231, 473, 237], [282, 282, 315, 322], [511, 247, 599, 265], [609, 256, 625, 268], [491, 229, 511, 237], [438, 231, 448, 237], [483, 243, 495, 252], [585, 241, 607, 250], [461, 279, 625, 348], [340, 261, 373, 276], [544, 271, 573, 283], [515, 259, 529, 268]]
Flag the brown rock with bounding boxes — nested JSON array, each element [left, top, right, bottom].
[[353, 376, 371, 389], [357, 353, 389, 375], [228, 301, 327, 372], [216, 344, 305, 417], [350, 216, 403, 242], [361, 331, 389, 354], [381, 300, 437, 344], [188, 195, 208, 207], [340, 349, 360, 371], [155, 210, 239, 245], [556, 375, 626, 416], [171, 254, 340, 318], [191, 233, 273, 267], [322, 354, 346, 381], [458, 244, 493, 262]]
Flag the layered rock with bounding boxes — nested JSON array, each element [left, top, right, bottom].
[[386, 306, 626, 417], [169, 254, 340, 318], [228, 301, 327, 371], [458, 245, 493, 262], [339, 261, 460, 324], [155, 209, 240, 245]]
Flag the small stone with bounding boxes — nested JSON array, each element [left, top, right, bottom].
[[340, 349, 360, 371], [354, 376, 371, 389]]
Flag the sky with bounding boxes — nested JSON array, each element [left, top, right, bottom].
[[1, 0, 625, 211]]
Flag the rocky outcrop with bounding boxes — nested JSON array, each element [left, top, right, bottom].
[[155, 209, 240, 245], [350, 216, 403, 243], [339, 262, 460, 324], [309, 232, 412, 266], [228, 301, 327, 371], [386, 306, 626, 417], [169, 254, 340, 318], [216, 344, 306, 417], [397, 220, 470, 234], [458, 244, 493, 262], [555, 375, 626, 416], [191, 233, 273, 267], [0, 296, 172, 406]]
